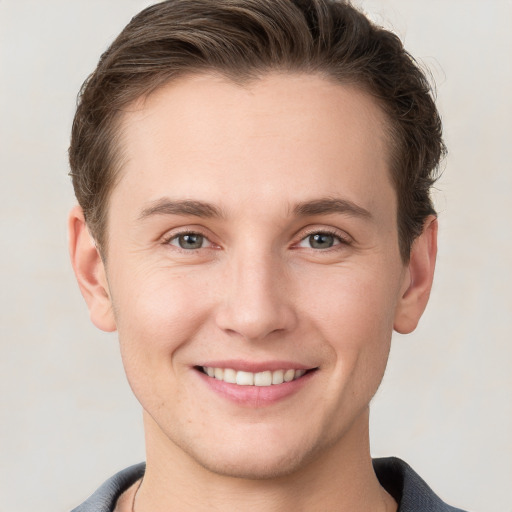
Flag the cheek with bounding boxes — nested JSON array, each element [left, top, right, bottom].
[[114, 261, 210, 335], [297, 262, 401, 395], [110, 264, 213, 395], [299, 262, 400, 345]]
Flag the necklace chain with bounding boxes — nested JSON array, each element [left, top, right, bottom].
[[131, 479, 143, 512], [129, 477, 395, 511]]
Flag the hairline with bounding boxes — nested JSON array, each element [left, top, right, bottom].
[[93, 69, 408, 262]]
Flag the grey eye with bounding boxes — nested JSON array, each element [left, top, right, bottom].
[[308, 233, 335, 249], [173, 233, 205, 249]]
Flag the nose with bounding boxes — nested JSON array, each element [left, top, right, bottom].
[[214, 246, 298, 342]]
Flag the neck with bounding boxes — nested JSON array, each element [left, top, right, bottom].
[[134, 409, 396, 512]]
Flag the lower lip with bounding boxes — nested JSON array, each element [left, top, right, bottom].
[[195, 369, 316, 407]]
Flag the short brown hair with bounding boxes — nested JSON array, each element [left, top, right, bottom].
[[69, 0, 445, 260]]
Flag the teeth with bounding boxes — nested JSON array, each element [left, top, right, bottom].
[[272, 370, 284, 385], [223, 368, 236, 384], [236, 371, 254, 386], [202, 367, 308, 386], [254, 371, 272, 387], [283, 369, 295, 382]]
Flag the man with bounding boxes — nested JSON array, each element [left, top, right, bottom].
[[68, 1, 467, 510]]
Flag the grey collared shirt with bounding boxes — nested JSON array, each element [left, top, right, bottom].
[[71, 458, 469, 512]]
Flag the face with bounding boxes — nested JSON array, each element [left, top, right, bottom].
[[75, 73, 429, 479]]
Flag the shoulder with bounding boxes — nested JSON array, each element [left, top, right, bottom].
[[373, 457, 469, 512], [70, 463, 146, 512]]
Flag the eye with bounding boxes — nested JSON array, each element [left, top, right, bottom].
[[167, 232, 211, 250], [297, 231, 345, 250]]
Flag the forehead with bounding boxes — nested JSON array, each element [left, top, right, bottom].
[[113, 72, 394, 221]]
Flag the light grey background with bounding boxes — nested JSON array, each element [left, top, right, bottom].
[[1, 1, 510, 511]]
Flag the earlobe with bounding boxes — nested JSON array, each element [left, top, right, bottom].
[[394, 215, 438, 334], [68, 205, 117, 332]]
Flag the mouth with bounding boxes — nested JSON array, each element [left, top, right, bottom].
[[195, 366, 317, 386]]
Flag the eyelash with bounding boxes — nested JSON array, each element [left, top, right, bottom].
[[163, 230, 214, 251], [162, 227, 351, 252], [294, 228, 351, 250]]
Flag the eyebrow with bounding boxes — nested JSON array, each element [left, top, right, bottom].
[[138, 198, 224, 220], [292, 197, 373, 220], [138, 196, 372, 222]]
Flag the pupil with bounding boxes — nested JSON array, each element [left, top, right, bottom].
[[179, 234, 203, 249], [310, 233, 334, 249]]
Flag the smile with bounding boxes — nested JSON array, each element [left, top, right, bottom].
[[201, 367, 308, 386]]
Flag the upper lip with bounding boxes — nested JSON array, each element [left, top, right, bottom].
[[197, 360, 316, 373]]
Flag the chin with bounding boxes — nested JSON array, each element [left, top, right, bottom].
[[174, 427, 328, 481], [192, 447, 314, 481]]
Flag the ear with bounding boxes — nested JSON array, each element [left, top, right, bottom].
[[394, 215, 438, 334], [68, 205, 117, 332]]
